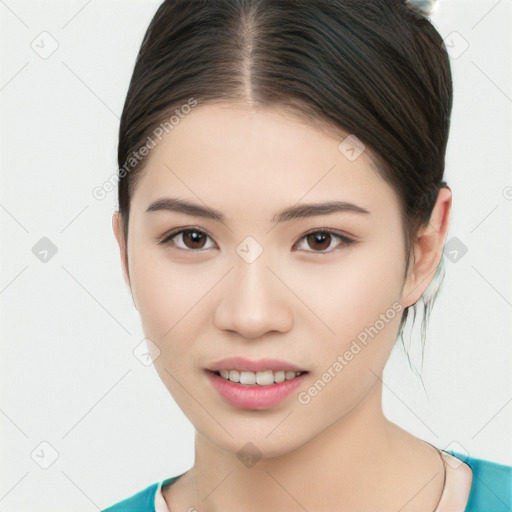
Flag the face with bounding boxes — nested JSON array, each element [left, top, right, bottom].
[[114, 103, 415, 458]]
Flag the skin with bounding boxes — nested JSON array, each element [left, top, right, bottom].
[[112, 103, 457, 511]]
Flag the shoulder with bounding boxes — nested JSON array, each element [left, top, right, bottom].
[[444, 450, 512, 512], [100, 481, 161, 512], [101, 476, 181, 512]]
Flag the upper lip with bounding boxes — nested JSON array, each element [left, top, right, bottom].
[[207, 357, 308, 373]]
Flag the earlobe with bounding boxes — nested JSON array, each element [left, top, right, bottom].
[[401, 187, 452, 307], [112, 211, 131, 289]]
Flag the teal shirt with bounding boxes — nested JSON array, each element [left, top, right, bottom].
[[102, 450, 512, 511]]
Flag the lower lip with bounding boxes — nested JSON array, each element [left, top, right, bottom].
[[206, 371, 307, 410]]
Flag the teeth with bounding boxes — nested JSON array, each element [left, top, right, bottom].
[[240, 371, 256, 385], [256, 370, 274, 385], [274, 370, 285, 383], [216, 369, 304, 386]]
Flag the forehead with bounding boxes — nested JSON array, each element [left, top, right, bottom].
[[130, 103, 398, 221]]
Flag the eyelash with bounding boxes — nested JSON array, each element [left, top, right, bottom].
[[158, 227, 356, 254]]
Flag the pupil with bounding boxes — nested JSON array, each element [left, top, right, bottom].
[[308, 232, 330, 251], [185, 230, 205, 248]]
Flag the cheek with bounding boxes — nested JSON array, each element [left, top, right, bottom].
[[128, 246, 206, 340], [293, 247, 405, 419], [289, 241, 406, 344], [128, 249, 216, 400]]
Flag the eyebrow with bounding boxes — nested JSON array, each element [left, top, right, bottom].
[[146, 197, 370, 223]]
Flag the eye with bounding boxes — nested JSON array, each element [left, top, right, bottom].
[[158, 228, 355, 254], [159, 228, 216, 251], [293, 230, 355, 253]]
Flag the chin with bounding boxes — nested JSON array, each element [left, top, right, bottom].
[[200, 424, 314, 464]]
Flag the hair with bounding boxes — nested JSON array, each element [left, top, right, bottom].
[[116, 0, 453, 367]]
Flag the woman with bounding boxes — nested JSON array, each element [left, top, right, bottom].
[[103, 0, 512, 510]]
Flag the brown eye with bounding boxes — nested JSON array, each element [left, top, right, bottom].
[[161, 229, 216, 251], [181, 230, 208, 249], [306, 232, 331, 251], [295, 230, 354, 253]]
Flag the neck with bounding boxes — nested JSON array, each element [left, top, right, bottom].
[[179, 381, 445, 512]]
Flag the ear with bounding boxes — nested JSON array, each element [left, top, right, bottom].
[[401, 187, 452, 307], [112, 211, 131, 289]]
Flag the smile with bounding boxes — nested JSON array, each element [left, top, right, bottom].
[[206, 369, 308, 410], [215, 369, 306, 386]]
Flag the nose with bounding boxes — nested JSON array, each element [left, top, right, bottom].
[[213, 256, 294, 339]]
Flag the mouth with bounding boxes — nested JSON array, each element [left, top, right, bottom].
[[209, 369, 308, 386], [205, 367, 309, 410], [204, 357, 309, 409]]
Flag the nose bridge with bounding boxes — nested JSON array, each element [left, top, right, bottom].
[[213, 241, 293, 338]]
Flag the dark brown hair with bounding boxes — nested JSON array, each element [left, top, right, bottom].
[[116, 0, 453, 353]]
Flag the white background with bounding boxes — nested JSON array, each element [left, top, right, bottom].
[[1, 1, 511, 510]]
